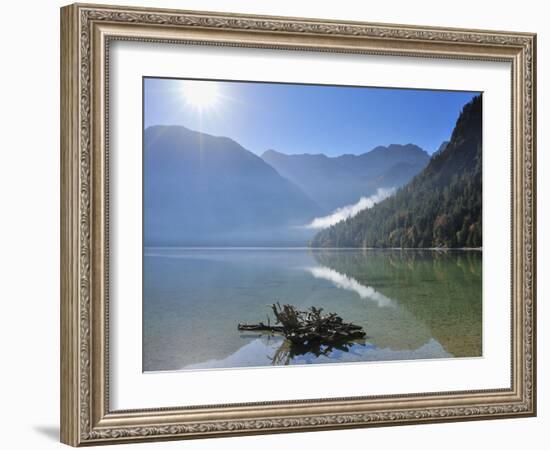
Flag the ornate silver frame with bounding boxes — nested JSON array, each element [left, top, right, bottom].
[[60, 3, 536, 446]]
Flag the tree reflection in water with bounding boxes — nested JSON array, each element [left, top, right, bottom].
[[269, 336, 367, 366]]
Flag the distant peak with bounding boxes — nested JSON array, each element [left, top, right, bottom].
[[387, 143, 423, 151], [261, 149, 283, 158], [262, 149, 328, 159], [145, 123, 190, 130], [362, 143, 427, 158], [145, 124, 244, 147]]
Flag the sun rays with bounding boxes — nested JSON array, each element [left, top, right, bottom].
[[179, 80, 221, 111]]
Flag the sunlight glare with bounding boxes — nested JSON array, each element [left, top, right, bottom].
[[180, 80, 220, 111]]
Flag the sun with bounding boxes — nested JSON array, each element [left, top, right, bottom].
[[180, 80, 220, 111]]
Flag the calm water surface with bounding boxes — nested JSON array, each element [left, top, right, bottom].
[[143, 248, 482, 371]]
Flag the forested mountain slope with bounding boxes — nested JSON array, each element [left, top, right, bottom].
[[311, 95, 482, 248]]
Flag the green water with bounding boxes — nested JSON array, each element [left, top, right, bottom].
[[143, 248, 482, 371]]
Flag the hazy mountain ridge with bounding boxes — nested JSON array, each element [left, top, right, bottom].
[[310, 95, 482, 248], [262, 144, 429, 211], [144, 125, 323, 246]]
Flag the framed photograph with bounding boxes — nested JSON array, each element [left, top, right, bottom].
[[60, 3, 537, 446]]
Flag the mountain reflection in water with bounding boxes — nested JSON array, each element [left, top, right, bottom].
[[143, 248, 481, 372]]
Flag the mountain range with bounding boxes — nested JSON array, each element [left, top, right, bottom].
[[144, 126, 434, 246], [311, 95, 482, 248], [262, 144, 429, 211], [144, 125, 322, 246]]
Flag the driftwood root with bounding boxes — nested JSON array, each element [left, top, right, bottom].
[[238, 303, 366, 346]]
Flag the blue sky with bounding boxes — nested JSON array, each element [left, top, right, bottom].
[[144, 77, 479, 156]]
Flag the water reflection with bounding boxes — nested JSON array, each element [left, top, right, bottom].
[[270, 336, 366, 366], [310, 249, 482, 358], [183, 335, 452, 370], [143, 248, 481, 371], [305, 266, 394, 308]]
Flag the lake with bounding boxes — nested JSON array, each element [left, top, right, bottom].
[[143, 248, 482, 371]]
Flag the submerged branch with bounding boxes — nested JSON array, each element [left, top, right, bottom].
[[237, 323, 284, 332]]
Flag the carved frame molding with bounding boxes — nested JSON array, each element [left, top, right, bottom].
[[60, 3, 536, 446]]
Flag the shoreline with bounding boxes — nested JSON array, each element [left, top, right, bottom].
[[144, 246, 483, 251]]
